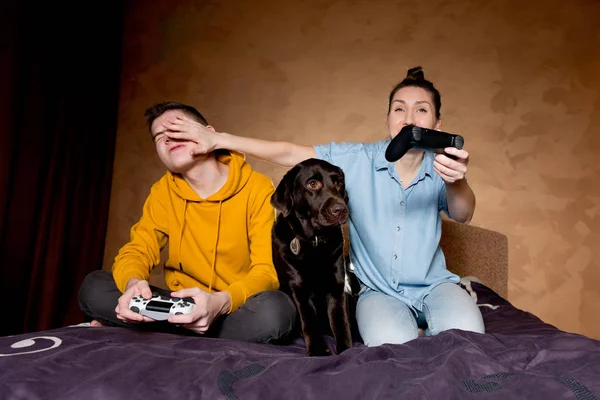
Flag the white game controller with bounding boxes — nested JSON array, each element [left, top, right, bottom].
[[129, 292, 195, 321]]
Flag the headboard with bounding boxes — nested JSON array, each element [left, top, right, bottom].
[[439, 219, 508, 298], [146, 219, 510, 299]]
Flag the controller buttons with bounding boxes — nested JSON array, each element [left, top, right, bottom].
[[172, 297, 181, 301], [130, 306, 140, 313], [175, 312, 183, 315]]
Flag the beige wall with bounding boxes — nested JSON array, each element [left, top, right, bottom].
[[104, 0, 600, 339]]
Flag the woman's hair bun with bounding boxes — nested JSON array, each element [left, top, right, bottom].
[[405, 66, 425, 81]]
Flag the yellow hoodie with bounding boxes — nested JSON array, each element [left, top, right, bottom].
[[112, 151, 278, 312]]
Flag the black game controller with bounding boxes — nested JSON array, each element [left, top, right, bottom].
[[385, 125, 464, 162]]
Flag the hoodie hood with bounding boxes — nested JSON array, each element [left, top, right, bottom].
[[167, 150, 252, 202]]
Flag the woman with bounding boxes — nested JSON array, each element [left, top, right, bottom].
[[160, 66, 485, 346]]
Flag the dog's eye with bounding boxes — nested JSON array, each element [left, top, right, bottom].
[[334, 181, 343, 188], [306, 180, 322, 190]]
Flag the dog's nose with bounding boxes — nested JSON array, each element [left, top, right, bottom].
[[331, 204, 348, 218]]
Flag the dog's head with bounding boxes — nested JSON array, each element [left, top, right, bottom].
[[272, 158, 348, 228]]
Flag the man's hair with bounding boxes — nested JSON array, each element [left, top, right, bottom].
[[144, 101, 209, 134]]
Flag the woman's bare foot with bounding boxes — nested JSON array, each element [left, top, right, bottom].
[[90, 320, 104, 327]]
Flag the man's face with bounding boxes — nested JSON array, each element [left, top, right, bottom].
[[150, 109, 209, 173]]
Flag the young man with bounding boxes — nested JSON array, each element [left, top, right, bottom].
[[78, 101, 296, 343]]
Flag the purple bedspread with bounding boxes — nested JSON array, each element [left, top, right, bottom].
[[1, 283, 599, 399]]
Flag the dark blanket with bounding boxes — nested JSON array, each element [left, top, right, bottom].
[[1, 283, 599, 400]]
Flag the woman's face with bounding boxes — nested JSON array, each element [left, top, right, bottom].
[[387, 86, 440, 139]]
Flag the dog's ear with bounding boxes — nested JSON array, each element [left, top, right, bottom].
[[271, 166, 299, 217]]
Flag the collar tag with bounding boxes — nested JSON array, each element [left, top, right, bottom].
[[290, 237, 301, 255]]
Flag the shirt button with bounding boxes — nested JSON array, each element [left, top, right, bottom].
[[400, 201, 405, 206], [396, 226, 400, 231], [392, 279, 396, 284], [394, 254, 398, 260]]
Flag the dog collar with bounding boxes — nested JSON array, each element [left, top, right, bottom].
[[290, 236, 327, 255], [311, 236, 327, 247]]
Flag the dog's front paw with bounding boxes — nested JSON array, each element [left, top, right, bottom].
[[307, 344, 331, 357]]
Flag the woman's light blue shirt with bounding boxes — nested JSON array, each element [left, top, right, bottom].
[[314, 140, 459, 312]]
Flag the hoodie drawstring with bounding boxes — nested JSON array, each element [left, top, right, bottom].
[[178, 200, 188, 271], [208, 201, 223, 293]]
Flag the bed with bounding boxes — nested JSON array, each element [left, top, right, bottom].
[[2, 221, 599, 399]]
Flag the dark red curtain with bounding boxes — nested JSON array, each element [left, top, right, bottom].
[[0, 3, 124, 335]]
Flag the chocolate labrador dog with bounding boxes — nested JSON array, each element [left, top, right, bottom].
[[271, 158, 357, 356]]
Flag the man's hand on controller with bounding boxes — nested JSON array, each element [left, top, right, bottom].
[[433, 147, 469, 184], [115, 278, 155, 323], [168, 288, 231, 334]]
